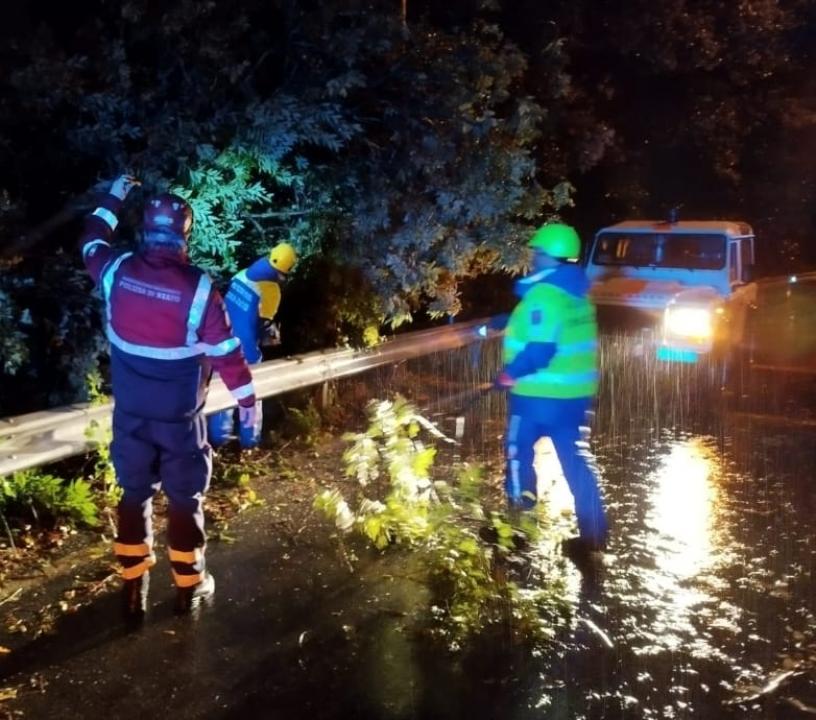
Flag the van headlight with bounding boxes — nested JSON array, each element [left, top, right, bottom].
[[664, 306, 713, 339]]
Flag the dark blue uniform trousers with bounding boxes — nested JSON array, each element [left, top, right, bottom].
[[505, 396, 608, 546], [111, 409, 212, 587]]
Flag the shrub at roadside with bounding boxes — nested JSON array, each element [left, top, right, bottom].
[[0, 470, 98, 531], [314, 395, 573, 649]]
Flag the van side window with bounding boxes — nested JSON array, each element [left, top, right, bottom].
[[728, 242, 739, 284], [739, 239, 753, 282]]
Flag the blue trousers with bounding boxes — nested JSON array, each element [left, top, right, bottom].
[[207, 399, 263, 448], [505, 396, 608, 546], [111, 409, 212, 587]]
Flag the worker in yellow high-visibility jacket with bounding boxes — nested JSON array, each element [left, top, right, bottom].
[[496, 223, 607, 556]]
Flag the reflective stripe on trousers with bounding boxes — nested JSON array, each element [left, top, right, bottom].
[[506, 414, 522, 503], [112, 410, 211, 588], [169, 545, 205, 588], [114, 540, 157, 580]]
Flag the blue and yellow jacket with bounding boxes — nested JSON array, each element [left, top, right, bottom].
[[224, 256, 286, 364]]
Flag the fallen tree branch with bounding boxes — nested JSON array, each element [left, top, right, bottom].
[[247, 209, 314, 219], [0, 509, 16, 552], [86, 572, 118, 597], [784, 696, 816, 715], [726, 669, 805, 705], [246, 216, 267, 242], [0, 587, 22, 607], [578, 616, 614, 649]]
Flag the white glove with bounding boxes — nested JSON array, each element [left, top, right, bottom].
[[238, 404, 257, 431], [110, 174, 141, 200], [261, 320, 281, 347]]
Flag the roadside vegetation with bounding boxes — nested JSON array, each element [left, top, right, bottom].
[[315, 395, 573, 649]]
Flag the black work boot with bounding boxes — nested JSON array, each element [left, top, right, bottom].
[[561, 537, 605, 572], [174, 572, 215, 615], [562, 536, 605, 555], [121, 571, 150, 621]]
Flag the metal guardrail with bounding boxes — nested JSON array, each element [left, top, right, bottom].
[[0, 318, 499, 476]]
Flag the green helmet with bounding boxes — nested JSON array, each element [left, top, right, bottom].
[[529, 223, 580, 260]]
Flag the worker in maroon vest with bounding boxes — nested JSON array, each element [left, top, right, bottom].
[[79, 174, 256, 617]]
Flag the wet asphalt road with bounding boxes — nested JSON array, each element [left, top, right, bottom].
[[3, 345, 816, 719]]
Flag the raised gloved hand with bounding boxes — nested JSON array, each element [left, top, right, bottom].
[[110, 174, 141, 200], [238, 403, 258, 431], [494, 370, 515, 389]]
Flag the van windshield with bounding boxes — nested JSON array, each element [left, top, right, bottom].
[[592, 232, 726, 270]]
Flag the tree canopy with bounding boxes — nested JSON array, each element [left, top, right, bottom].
[[1, 0, 816, 413]]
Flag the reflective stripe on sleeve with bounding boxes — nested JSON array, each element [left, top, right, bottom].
[[186, 274, 212, 345], [231, 382, 255, 400], [234, 270, 260, 296], [505, 338, 596, 355], [82, 238, 110, 260], [202, 337, 240, 357], [92, 207, 119, 231], [521, 370, 599, 386], [558, 340, 597, 356], [101, 252, 134, 320]]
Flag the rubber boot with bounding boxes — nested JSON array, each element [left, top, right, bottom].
[[174, 572, 215, 615], [122, 571, 150, 621]]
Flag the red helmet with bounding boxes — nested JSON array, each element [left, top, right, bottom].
[[143, 193, 193, 239]]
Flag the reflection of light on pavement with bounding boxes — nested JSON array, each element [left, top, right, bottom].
[[530, 437, 582, 605], [533, 436, 576, 524], [648, 439, 718, 579], [620, 437, 730, 660]]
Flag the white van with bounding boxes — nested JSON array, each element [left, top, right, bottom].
[[586, 219, 757, 361]]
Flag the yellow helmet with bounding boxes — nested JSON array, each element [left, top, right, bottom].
[[269, 243, 297, 274]]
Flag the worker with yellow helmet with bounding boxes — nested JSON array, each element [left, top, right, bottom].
[[208, 242, 297, 448]]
